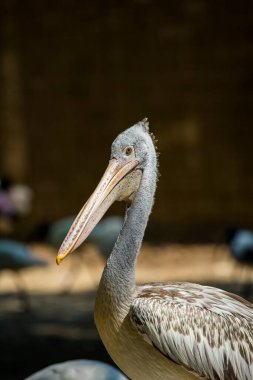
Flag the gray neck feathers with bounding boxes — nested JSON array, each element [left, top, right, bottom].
[[100, 145, 158, 304]]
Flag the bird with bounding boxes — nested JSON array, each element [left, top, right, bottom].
[[36, 216, 123, 259], [56, 119, 253, 380], [0, 239, 47, 270], [226, 227, 253, 263], [29, 216, 123, 292], [24, 359, 128, 380], [225, 227, 253, 297], [0, 239, 48, 309]]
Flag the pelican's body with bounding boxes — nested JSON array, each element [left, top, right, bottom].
[[95, 283, 200, 380], [57, 120, 253, 380], [95, 281, 253, 379]]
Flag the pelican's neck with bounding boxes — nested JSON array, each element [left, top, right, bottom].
[[98, 153, 158, 308]]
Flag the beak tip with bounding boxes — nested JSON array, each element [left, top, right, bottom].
[[56, 256, 62, 265]]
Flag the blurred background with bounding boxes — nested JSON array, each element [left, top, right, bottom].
[[0, 0, 253, 379]]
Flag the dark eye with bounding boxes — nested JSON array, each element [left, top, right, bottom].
[[125, 146, 133, 156]]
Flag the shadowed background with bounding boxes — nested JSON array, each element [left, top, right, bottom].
[[0, 1, 253, 379], [1, 0, 253, 242]]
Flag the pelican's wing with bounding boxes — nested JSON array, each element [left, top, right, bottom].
[[129, 282, 253, 380]]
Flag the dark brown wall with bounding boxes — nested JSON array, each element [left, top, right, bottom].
[[1, 0, 253, 241]]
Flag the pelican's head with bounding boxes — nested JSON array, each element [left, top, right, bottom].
[[56, 118, 157, 264]]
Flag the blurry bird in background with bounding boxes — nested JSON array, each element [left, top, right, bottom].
[[225, 227, 253, 297], [0, 239, 48, 311], [33, 216, 123, 258], [226, 227, 253, 263], [24, 359, 128, 380], [30, 216, 123, 292], [8, 183, 33, 217], [0, 175, 33, 238]]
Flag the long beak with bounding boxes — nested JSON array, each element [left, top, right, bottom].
[[56, 158, 139, 265]]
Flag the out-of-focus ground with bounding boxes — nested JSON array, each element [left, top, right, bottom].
[[1, 244, 253, 380], [0, 243, 251, 294]]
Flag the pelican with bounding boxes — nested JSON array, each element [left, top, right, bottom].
[[56, 119, 253, 380]]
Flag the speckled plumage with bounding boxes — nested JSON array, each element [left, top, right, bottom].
[[130, 282, 253, 380], [59, 119, 253, 380]]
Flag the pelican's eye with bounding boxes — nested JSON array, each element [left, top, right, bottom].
[[125, 146, 133, 156]]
